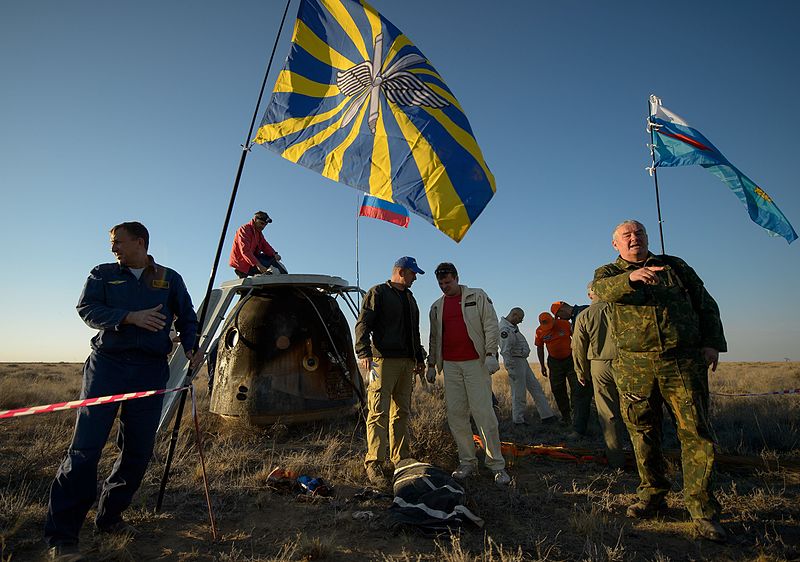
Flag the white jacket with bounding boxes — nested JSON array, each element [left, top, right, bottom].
[[498, 316, 531, 364], [428, 285, 499, 372]]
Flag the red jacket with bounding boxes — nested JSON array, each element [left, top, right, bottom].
[[229, 220, 276, 273]]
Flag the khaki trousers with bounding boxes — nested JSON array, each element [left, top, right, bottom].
[[364, 357, 415, 467], [590, 359, 627, 468], [507, 357, 555, 423], [443, 359, 505, 471]]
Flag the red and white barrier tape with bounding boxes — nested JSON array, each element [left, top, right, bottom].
[[711, 388, 800, 397], [0, 384, 190, 420]]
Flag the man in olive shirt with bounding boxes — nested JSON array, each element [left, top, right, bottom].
[[592, 220, 727, 542], [571, 285, 627, 468], [355, 257, 426, 487]]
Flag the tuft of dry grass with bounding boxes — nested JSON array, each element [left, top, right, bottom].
[[710, 362, 800, 459], [432, 533, 527, 562], [1, 362, 800, 560], [408, 383, 458, 469]]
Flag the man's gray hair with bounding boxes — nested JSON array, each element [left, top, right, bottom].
[[586, 281, 597, 300], [612, 219, 646, 241]]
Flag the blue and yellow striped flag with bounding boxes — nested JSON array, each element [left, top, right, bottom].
[[254, 0, 496, 242]]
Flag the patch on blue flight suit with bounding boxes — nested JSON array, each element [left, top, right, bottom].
[[108, 280, 126, 285], [152, 280, 170, 289]]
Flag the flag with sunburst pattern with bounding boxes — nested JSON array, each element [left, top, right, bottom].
[[254, 0, 495, 242]]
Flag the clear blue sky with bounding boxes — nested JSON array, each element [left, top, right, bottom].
[[1, 0, 798, 362]]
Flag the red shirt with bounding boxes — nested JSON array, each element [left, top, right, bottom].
[[441, 294, 479, 361], [229, 219, 277, 273]]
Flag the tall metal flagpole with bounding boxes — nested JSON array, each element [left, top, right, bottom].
[[647, 94, 667, 255], [355, 192, 361, 293], [156, 0, 295, 516]]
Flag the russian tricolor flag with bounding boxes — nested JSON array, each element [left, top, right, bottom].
[[359, 195, 410, 228]]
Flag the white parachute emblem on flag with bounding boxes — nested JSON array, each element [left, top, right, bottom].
[[336, 33, 449, 133]]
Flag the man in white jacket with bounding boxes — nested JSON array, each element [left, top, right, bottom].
[[426, 262, 510, 485], [499, 308, 557, 426]]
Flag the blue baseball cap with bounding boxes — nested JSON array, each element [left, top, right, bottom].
[[394, 256, 424, 274]]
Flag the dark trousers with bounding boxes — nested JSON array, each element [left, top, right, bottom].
[[548, 355, 593, 433], [44, 352, 168, 546], [234, 253, 288, 278]]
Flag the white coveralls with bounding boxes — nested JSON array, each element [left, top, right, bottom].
[[499, 317, 555, 424]]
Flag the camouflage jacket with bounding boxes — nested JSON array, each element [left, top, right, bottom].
[[591, 253, 727, 354]]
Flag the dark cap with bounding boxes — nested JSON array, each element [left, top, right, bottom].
[[394, 256, 424, 274], [254, 211, 272, 224]]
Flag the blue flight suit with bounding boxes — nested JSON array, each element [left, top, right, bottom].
[[45, 257, 197, 547]]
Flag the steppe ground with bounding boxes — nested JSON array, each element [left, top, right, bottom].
[[1, 362, 799, 561]]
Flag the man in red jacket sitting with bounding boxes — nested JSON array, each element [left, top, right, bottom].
[[229, 211, 287, 277]]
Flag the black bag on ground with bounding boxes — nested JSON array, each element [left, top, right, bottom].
[[388, 459, 483, 535]]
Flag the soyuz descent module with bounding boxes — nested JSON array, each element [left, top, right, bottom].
[[158, 274, 364, 430]]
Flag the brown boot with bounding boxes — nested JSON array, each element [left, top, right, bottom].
[[626, 497, 667, 519], [694, 518, 726, 542], [365, 463, 389, 489]]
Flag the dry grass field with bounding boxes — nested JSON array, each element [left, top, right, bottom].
[[1, 361, 799, 561]]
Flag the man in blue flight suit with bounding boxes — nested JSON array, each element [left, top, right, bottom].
[[45, 221, 201, 561]]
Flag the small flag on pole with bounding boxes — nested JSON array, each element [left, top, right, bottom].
[[648, 95, 797, 244], [359, 194, 410, 228]]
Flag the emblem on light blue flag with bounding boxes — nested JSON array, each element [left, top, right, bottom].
[[648, 95, 797, 244]]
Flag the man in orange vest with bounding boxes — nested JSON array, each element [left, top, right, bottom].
[[535, 312, 590, 435]]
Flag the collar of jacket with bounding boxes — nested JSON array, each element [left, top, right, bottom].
[[434, 285, 478, 310], [499, 316, 517, 330], [120, 255, 163, 279], [120, 255, 157, 272], [384, 279, 414, 295], [615, 251, 662, 270]]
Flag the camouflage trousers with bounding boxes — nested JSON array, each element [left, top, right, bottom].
[[614, 350, 719, 520]]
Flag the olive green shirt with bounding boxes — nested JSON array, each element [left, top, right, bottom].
[[571, 302, 616, 382]]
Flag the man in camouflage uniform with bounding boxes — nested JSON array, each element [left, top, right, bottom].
[[592, 220, 727, 542]]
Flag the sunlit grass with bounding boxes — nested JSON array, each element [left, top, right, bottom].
[[1, 362, 799, 560]]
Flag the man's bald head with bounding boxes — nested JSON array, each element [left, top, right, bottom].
[[507, 307, 525, 325]]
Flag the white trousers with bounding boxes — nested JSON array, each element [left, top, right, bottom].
[[442, 359, 505, 471], [506, 357, 555, 423]]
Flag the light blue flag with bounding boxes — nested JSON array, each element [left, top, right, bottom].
[[648, 95, 797, 244], [253, 0, 496, 242]]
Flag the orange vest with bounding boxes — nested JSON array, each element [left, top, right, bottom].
[[535, 318, 572, 360]]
